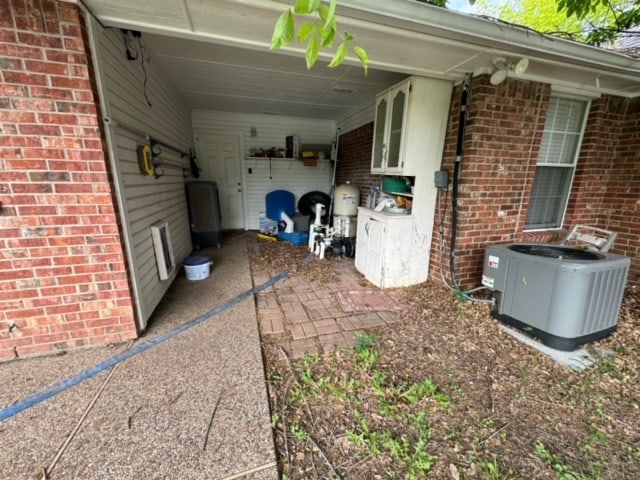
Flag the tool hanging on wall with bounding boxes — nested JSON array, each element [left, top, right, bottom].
[[189, 148, 201, 179], [137, 144, 154, 177]]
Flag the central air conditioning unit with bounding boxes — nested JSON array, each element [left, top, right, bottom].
[[482, 243, 630, 351]]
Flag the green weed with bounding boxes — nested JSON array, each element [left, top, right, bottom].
[[271, 412, 281, 428], [534, 441, 590, 480], [291, 424, 309, 441], [354, 332, 376, 352], [470, 456, 517, 480], [398, 378, 450, 409]]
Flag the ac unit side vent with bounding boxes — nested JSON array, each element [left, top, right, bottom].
[[583, 265, 628, 334]]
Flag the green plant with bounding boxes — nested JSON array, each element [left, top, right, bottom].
[[353, 332, 380, 370], [446, 430, 462, 442], [534, 441, 590, 480], [355, 331, 376, 352], [271, 412, 281, 428], [267, 371, 283, 382], [291, 423, 309, 441], [591, 355, 622, 380], [289, 384, 317, 402], [398, 378, 450, 409], [471, 457, 517, 480], [270, 0, 368, 71], [481, 417, 495, 429], [379, 399, 399, 417], [452, 288, 468, 302]]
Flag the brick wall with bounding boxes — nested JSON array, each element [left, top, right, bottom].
[[429, 77, 639, 288], [0, 0, 137, 361], [336, 122, 378, 206], [614, 98, 640, 282], [571, 95, 640, 283], [429, 76, 551, 287]]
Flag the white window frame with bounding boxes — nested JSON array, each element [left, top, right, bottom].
[[525, 95, 591, 231]]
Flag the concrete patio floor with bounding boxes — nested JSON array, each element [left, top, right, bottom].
[[0, 232, 406, 479]]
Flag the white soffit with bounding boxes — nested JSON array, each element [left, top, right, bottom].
[[78, 0, 640, 120]]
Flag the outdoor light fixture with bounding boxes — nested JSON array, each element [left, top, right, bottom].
[[489, 56, 530, 85]]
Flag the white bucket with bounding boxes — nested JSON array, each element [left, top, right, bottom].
[[183, 255, 213, 281]]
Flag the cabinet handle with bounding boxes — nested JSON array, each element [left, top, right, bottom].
[[365, 217, 379, 236]]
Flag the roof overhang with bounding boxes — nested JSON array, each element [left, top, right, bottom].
[[76, 0, 640, 120]]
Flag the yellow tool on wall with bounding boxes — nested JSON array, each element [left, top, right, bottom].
[[137, 144, 154, 176]]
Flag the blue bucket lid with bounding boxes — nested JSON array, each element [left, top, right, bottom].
[[183, 255, 212, 266]]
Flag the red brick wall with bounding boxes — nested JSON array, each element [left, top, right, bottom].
[[0, 0, 137, 361], [613, 98, 640, 282], [430, 77, 639, 288], [569, 95, 640, 283], [336, 122, 378, 206], [429, 76, 551, 287]]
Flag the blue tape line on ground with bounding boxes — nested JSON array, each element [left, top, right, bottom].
[[0, 269, 290, 423]]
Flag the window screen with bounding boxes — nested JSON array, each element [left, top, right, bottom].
[[525, 96, 588, 230]]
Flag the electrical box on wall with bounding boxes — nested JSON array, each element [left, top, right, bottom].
[[434, 170, 449, 189]]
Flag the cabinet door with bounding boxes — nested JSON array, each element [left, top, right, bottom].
[[355, 211, 384, 285], [364, 216, 384, 283], [385, 83, 408, 172], [371, 96, 387, 172]]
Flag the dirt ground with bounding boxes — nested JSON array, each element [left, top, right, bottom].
[[249, 240, 640, 479]]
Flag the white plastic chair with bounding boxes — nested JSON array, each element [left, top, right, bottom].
[[562, 225, 617, 253]]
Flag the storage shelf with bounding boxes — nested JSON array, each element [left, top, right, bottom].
[[385, 190, 413, 198]]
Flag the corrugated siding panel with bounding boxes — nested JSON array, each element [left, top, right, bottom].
[[94, 26, 193, 328], [192, 111, 336, 229], [244, 157, 332, 229]]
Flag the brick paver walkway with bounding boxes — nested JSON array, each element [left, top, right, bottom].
[[252, 258, 406, 359]]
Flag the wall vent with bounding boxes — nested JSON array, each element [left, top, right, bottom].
[[151, 221, 176, 280]]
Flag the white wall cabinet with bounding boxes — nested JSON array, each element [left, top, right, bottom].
[[357, 75, 453, 288], [371, 76, 451, 176]]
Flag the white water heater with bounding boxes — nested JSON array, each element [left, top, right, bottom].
[[333, 183, 359, 238]]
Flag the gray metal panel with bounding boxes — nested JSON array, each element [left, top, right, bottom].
[[483, 243, 631, 340]]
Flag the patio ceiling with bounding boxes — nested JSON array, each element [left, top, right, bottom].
[[79, 0, 640, 120]]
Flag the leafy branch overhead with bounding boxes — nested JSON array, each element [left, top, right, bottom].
[[271, 0, 368, 72], [556, 0, 640, 44]]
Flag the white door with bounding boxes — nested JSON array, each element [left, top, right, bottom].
[[198, 134, 244, 229]]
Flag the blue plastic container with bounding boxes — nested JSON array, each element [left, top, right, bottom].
[[277, 231, 309, 245]]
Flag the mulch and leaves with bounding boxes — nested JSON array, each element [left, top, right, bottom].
[[249, 237, 640, 479]]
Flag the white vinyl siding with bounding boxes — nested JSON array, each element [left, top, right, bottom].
[[243, 157, 332, 230], [192, 111, 335, 229], [91, 23, 193, 329], [525, 96, 589, 230], [192, 111, 336, 159]]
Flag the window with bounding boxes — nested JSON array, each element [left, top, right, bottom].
[[525, 96, 589, 230]]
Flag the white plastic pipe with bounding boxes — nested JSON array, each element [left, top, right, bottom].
[[313, 203, 325, 225], [280, 212, 294, 233]]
